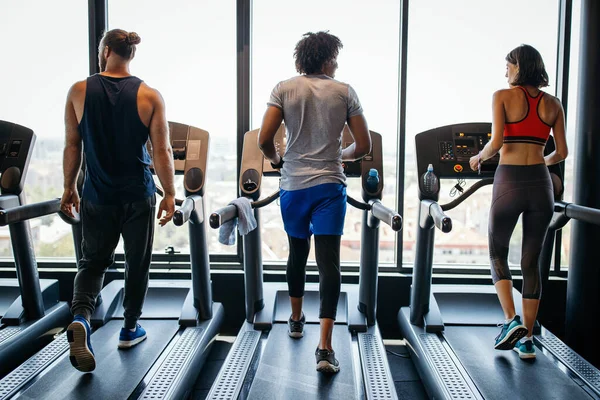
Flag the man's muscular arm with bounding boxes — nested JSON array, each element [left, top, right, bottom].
[[61, 82, 84, 217], [147, 88, 176, 226]]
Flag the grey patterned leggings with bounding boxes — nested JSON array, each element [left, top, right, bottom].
[[488, 164, 554, 299]]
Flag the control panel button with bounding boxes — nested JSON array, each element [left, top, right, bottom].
[[8, 140, 22, 157]]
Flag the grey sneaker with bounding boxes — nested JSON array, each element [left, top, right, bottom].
[[288, 313, 305, 338], [315, 348, 340, 373]]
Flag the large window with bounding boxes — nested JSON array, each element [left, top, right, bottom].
[[252, 0, 400, 264], [403, 0, 559, 267], [0, 0, 88, 259], [108, 0, 237, 255]]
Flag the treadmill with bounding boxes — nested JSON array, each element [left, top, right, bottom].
[[0, 121, 79, 378], [0, 122, 224, 400], [207, 126, 402, 399], [398, 123, 600, 399]]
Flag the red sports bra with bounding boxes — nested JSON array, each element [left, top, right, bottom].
[[503, 86, 552, 146]]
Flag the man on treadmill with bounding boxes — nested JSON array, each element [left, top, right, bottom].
[[258, 31, 371, 373], [60, 29, 176, 372]]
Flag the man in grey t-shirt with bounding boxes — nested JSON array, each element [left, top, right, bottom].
[[258, 31, 371, 374]]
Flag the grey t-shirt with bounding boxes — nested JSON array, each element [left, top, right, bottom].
[[268, 74, 363, 191]]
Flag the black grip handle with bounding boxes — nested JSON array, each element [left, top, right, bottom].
[[565, 203, 600, 226], [441, 178, 494, 211], [210, 204, 238, 229], [252, 191, 280, 208], [174, 198, 195, 226], [370, 201, 403, 231], [430, 202, 452, 233], [0, 198, 79, 226], [155, 185, 184, 206], [58, 209, 81, 225], [347, 195, 370, 210]]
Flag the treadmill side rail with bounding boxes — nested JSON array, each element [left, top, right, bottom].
[[139, 303, 225, 400], [0, 302, 70, 377], [536, 329, 600, 397], [399, 308, 483, 400], [207, 322, 261, 400], [358, 326, 398, 400], [0, 333, 69, 400]]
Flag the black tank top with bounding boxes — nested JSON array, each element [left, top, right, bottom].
[[78, 74, 156, 205]]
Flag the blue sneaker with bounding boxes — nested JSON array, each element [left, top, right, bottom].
[[67, 315, 95, 372], [118, 323, 147, 349], [514, 338, 536, 359], [494, 315, 528, 350]]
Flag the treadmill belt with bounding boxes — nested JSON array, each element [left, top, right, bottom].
[[444, 326, 593, 400], [18, 319, 179, 400], [247, 323, 358, 400]]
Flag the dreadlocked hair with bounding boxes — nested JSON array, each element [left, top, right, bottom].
[[294, 31, 343, 75]]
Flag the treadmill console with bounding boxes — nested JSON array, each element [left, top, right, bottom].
[[416, 123, 497, 179], [147, 121, 209, 196], [0, 120, 36, 195], [416, 123, 562, 184], [240, 125, 384, 200]]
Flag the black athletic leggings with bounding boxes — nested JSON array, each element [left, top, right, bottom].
[[489, 164, 554, 299], [286, 234, 341, 320]]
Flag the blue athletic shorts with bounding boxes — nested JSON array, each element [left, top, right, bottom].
[[279, 183, 347, 239]]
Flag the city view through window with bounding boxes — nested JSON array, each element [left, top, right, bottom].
[[1, 0, 575, 270]]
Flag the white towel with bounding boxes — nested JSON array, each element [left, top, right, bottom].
[[218, 197, 257, 245]]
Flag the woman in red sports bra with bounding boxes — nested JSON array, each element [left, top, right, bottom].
[[469, 44, 568, 360]]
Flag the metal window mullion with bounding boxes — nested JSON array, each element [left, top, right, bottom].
[[396, 0, 409, 271], [553, 0, 573, 273], [236, 0, 252, 266], [88, 0, 107, 75]]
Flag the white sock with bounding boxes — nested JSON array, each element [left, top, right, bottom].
[[521, 336, 533, 342], [128, 326, 136, 332]]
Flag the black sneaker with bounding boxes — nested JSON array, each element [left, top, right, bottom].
[[288, 313, 305, 338], [315, 348, 340, 373]]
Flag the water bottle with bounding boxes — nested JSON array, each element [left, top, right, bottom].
[[420, 164, 439, 200], [366, 168, 380, 193]]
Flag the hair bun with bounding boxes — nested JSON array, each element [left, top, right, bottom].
[[126, 32, 141, 45]]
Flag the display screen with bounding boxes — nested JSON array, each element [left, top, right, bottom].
[[454, 139, 474, 147], [187, 140, 201, 161]]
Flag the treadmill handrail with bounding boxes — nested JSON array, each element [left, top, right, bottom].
[[546, 201, 600, 231], [209, 191, 280, 229], [369, 199, 403, 231], [173, 194, 202, 226], [563, 201, 600, 226], [441, 178, 494, 211], [0, 198, 80, 226], [429, 201, 452, 233]]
